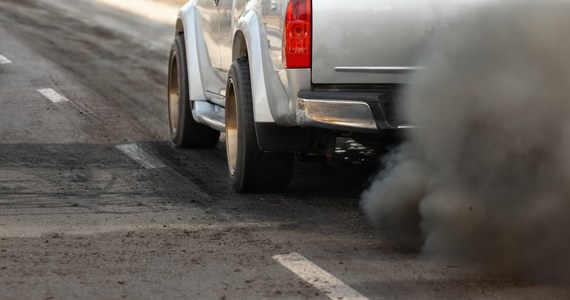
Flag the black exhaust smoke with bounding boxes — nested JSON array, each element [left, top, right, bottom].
[[362, 0, 570, 281]]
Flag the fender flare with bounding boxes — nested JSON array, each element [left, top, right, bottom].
[[178, 2, 206, 101], [235, 10, 288, 124], [178, 2, 220, 124], [233, 9, 313, 151]]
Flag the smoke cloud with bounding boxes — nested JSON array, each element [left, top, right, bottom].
[[362, 0, 570, 281]]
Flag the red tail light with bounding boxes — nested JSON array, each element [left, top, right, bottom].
[[283, 0, 311, 68]]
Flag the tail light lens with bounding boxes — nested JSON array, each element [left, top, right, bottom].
[[283, 0, 311, 68]]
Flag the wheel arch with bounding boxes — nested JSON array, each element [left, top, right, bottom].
[[177, 4, 210, 103], [234, 12, 275, 124], [175, 18, 184, 36], [232, 30, 248, 62], [232, 10, 316, 152]]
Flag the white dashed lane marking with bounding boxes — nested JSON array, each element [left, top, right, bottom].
[[116, 144, 166, 169], [273, 253, 369, 300], [0, 54, 11, 64], [37, 88, 70, 103]]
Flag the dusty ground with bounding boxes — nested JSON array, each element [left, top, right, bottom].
[[0, 0, 569, 299]]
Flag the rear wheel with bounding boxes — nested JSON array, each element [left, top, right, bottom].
[[225, 58, 294, 192], [168, 34, 220, 148]]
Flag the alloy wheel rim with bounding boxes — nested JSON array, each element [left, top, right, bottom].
[[167, 54, 179, 137], [225, 79, 238, 176]]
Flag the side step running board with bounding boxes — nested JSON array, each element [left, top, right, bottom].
[[196, 111, 225, 132]]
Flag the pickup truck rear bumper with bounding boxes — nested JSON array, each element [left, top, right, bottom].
[[296, 90, 408, 132]]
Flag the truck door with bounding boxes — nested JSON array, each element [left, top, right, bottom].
[[218, 0, 236, 79], [196, 0, 225, 101]]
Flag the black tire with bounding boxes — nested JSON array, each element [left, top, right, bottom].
[[225, 58, 294, 192], [168, 34, 220, 148]]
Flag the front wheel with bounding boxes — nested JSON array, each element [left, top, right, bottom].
[[225, 58, 294, 192], [168, 34, 220, 148]]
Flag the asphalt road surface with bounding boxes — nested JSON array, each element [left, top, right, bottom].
[[0, 0, 569, 299]]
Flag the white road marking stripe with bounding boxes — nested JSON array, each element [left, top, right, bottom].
[[116, 144, 166, 169], [37, 88, 70, 103], [0, 54, 12, 64], [273, 253, 369, 300]]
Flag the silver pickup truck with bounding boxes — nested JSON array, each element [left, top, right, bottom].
[[167, 0, 479, 192]]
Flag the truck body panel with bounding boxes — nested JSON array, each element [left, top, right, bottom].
[[176, 0, 495, 144], [311, 0, 487, 84]]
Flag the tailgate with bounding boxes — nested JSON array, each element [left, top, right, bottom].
[[311, 0, 489, 84]]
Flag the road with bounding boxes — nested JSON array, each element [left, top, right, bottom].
[[0, 0, 568, 299]]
